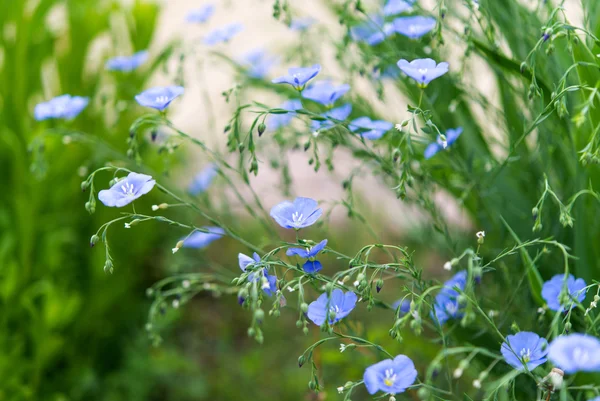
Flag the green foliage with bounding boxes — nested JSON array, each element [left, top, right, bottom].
[[0, 1, 196, 400]]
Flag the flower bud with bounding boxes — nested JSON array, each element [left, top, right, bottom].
[[104, 260, 113, 273], [520, 62, 527, 74], [81, 181, 89, 192], [564, 322, 572, 332], [302, 326, 309, 335], [257, 122, 266, 136], [298, 355, 306, 367], [300, 302, 308, 313], [376, 278, 384, 293], [417, 387, 429, 400], [90, 234, 100, 247]]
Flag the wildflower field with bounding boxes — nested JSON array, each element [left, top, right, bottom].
[[2, 0, 600, 400]]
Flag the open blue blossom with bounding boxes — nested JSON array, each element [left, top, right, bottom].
[[349, 117, 393, 140], [351, 16, 395, 46], [432, 270, 467, 325], [392, 299, 411, 315], [241, 49, 278, 79], [98, 172, 155, 207], [203, 23, 243, 45], [106, 50, 148, 72], [311, 104, 352, 131], [34, 95, 89, 121], [364, 355, 417, 394], [290, 17, 315, 31], [286, 239, 327, 274], [501, 332, 548, 371], [302, 81, 350, 106], [272, 64, 321, 90], [307, 289, 357, 326], [135, 86, 184, 111], [393, 16, 436, 39], [238, 252, 277, 296], [541, 274, 587, 312], [267, 99, 303, 130], [397, 58, 449, 88], [270, 197, 322, 229], [185, 4, 215, 23], [384, 0, 412, 16], [182, 226, 225, 249], [424, 127, 463, 159], [548, 334, 600, 373], [188, 163, 217, 195]]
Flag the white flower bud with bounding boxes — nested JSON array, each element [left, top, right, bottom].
[[453, 368, 463, 378], [443, 261, 452, 271], [472, 379, 481, 389], [337, 386, 344, 394], [152, 205, 159, 211]]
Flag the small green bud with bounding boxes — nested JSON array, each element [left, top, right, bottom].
[[85, 201, 95, 214], [81, 181, 89, 191], [90, 234, 100, 247], [302, 326, 309, 335], [254, 309, 265, 321], [257, 122, 266, 136], [104, 260, 113, 274], [417, 387, 429, 400], [145, 288, 154, 297], [300, 302, 308, 313], [564, 322, 572, 332], [296, 320, 303, 328], [247, 327, 255, 337], [520, 62, 527, 74], [298, 355, 305, 367]]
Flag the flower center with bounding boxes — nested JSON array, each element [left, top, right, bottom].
[[383, 369, 397, 387], [418, 68, 428, 75], [573, 347, 590, 364], [520, 348, 531, 363], [120, 182, 136, 196], [292, 211, 304, 224], [155, 95, 169, 104]]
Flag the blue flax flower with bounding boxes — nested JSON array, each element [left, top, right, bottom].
[[392, 299, 411, 315], [351, 16, 394, 46], [268, 99, 303, 131], [270, 197, 322, 229], [188, 163, 217, 195], [303, 81, 350, 106], [135, 86, 184, 111], [311, 104, 352, 131], [501, 332, 548, 371], [548, 334, 600, 373], [541, 274, 587, 312], [286, 239, 327, 274], [238, 252, 277, 296], [203, 23, 243, 45], [98, 172, 155, 207], [363, 354, 418, 394], [424, 127, 463, 159], [182, 226, 225, 249], [384, 0, 412, 16], [349, 117, 393, 140], [34, 95, 89, 121], [241, 49, 278, 79], [397, 58, 449, 88], [272, 64, 321, 90], [393, 16, 436, 39], [290, 17, 315, 31], [432, 270, 467, 325], [106, 50, 148, 72], [307, 289, 357, 326], [185, 4, 215, 23]]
